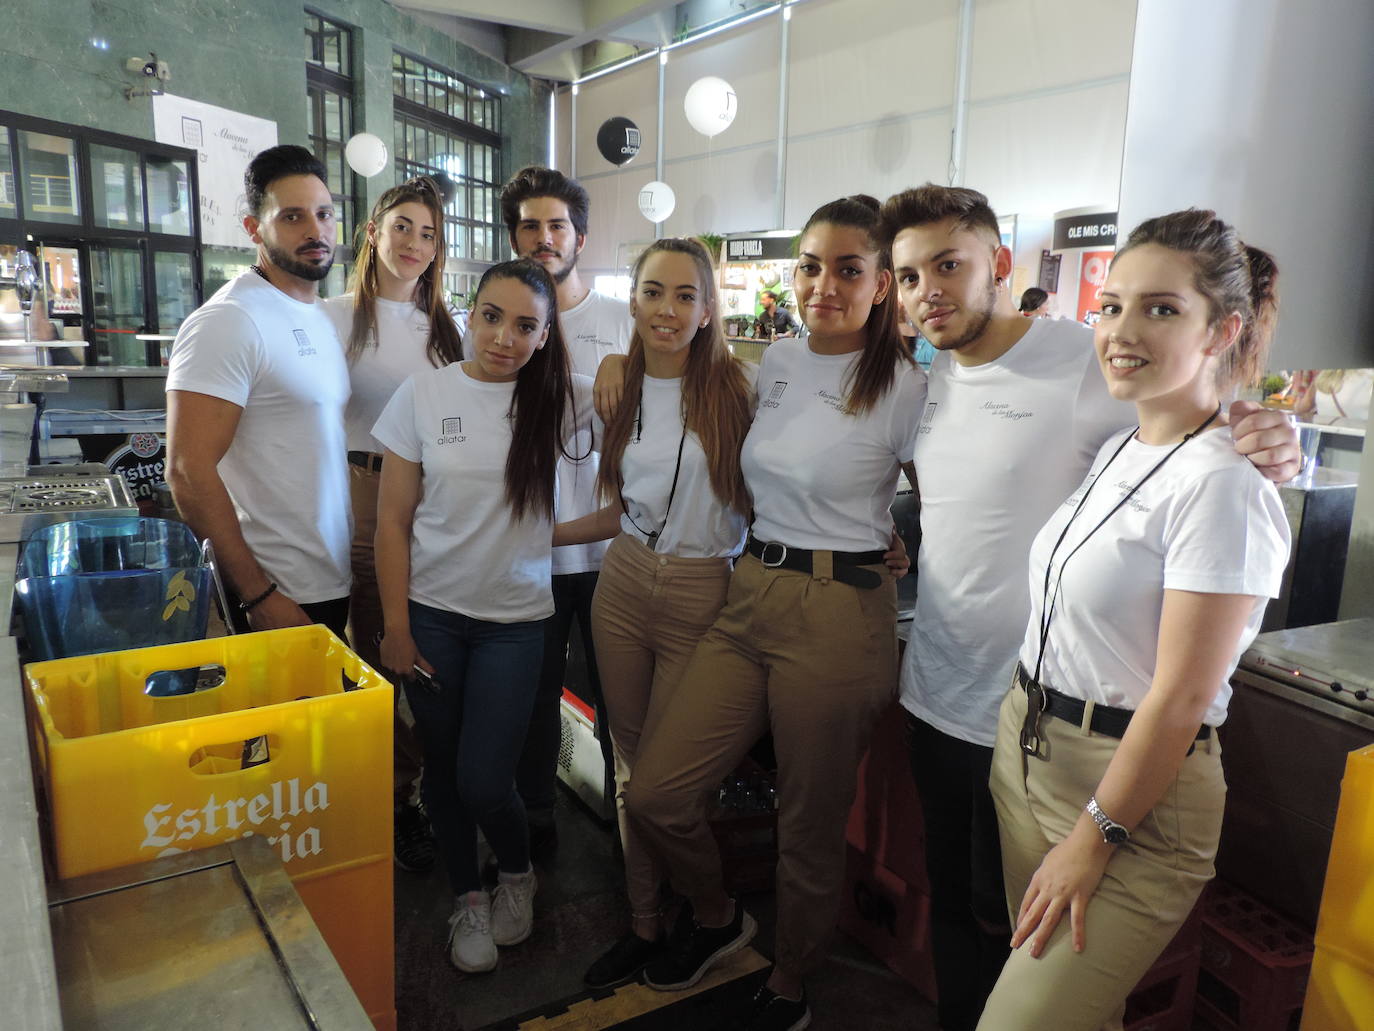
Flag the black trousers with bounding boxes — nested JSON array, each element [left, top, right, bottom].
[[905, 711, 1011, 1031], [516, 571, 613, 820]]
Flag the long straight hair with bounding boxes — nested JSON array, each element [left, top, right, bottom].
[[345, 176, 463, 368], [471, 259, 579, 522], [800, 195, 914, 415], [597, 238, 753, 516]]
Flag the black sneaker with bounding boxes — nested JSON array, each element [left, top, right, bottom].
[[583, 931, 663, 989], [394, 801, 436, 873], [643, 899, 757, 991], [736, 985, 811, 1031]]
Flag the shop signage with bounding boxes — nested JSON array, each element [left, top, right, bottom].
[[104, 432, 166, 504], [1052, 212, 1118, 251], [725, 236, 795, 262], [1038, 250, 1062, 293]]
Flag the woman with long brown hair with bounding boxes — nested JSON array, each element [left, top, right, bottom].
[[372, 258, 589, 974], [554, 237, 755, 988], [321, 177, 463, 874]]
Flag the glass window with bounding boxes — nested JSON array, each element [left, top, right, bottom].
[[18, 130, 80, 224], [146, 154, 192, 236], [90, 144, 145, 230], [153, 251, 196, 334], [0, 128, 15, 218], [305, 10, 350, 76]]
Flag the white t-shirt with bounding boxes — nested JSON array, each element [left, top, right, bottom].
[[618, 364, 758, 558], [166, 273, 351, 604], [321, 294, 463, 454], [553, 289, 631, 575], [371, 363, 594, 623], [900, 319, 1132, 746], [1019, 426, 1290, 726], [743, 338, 928, 552]]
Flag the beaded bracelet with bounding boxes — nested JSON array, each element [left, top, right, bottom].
[[240, 581, 279, 612]]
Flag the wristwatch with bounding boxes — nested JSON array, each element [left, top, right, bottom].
[[1086, 796, 1130, 845]]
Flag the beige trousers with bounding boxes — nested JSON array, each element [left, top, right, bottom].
[[978, 684, 1225, 1031], [348, 462, 425, 806], [591, 533, 734, 919], [625, 551, 897, 975]]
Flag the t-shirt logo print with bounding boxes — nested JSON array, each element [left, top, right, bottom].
[[293, 329, 317, 357], [437, 417, 466, 444]]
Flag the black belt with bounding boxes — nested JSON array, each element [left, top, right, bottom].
[[745, 534, 886, 590], [347, 450, 384, 472], [1014, 661, 1210, 758]]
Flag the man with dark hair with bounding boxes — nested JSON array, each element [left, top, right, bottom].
[[877, 183, 1301, 1031], [753, 289, 797, 340], [166, 144, 351, 637], [499, 165, 630, 860]]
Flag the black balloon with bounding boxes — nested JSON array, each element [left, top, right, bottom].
[[596, 117, 641, 166]]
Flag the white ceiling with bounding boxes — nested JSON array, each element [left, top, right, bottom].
[[393, 0, 686, 81]]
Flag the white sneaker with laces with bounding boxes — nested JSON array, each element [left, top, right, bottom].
[[491, 867, 537, 946], [448, 891, 497, 972]]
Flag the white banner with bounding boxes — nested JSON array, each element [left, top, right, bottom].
[[152, 94, 278, 249]]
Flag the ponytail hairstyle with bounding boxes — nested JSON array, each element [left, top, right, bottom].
[[597, 238, 753, 515], [471, 258, 578, 522], [1113, 209, 1280, 391], [345, 176, 464, 369], [798, 195, 914, 415]]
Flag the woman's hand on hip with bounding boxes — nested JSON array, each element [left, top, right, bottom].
[[1011, 822, 1114, 957]]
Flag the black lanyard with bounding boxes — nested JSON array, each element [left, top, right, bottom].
[[618, 394, 687, 552], [1032, 405, 1221, 685]]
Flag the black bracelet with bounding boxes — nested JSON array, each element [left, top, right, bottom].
[[240, 581, 278, 612]]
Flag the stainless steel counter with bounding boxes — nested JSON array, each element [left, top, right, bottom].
[[0, 628, 63, 1031]]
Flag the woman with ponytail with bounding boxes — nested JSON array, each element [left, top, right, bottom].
[[322, 178, 463, 874], [978, 210, 1291, 1030], [622, 197, 926, 1030], [372, 258, 589, 975]]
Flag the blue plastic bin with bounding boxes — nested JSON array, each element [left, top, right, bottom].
[[15, 517, 213, 660]]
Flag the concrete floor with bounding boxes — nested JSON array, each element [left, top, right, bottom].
[[392, 787, 940, 1031]]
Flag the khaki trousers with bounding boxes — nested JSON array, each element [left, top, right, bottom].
[[626, 551, 897, 974], [978, 684, 1225, 1031], [591, 533, 733, 919], [348, 462, 425, 807]]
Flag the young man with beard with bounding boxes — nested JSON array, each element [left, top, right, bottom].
[[876, 184, 1300, 1031], [167, 145, 351, 636], [499, 167, 631, 859]]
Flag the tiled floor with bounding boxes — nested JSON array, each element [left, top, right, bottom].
[[393, 787, 940, 1030]]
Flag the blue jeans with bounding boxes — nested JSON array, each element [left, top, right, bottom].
[[406, 600, 546, 895]]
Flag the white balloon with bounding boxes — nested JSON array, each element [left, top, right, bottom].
[[637, 181, 676, 224], [344, 133, 389, 177], [684, 76, 737, 138]]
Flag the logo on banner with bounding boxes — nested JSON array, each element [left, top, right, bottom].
[[105, 433, 166, 503]]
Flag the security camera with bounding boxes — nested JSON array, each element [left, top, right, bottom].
[[125, 52, 170, 81]]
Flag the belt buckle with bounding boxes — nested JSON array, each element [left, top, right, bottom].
[[759, 541, 788, 568], [1019, 679, 1048, 759]]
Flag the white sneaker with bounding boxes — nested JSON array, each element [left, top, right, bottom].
[[448, 891, 497, 973], [490, 867, 537, 946]]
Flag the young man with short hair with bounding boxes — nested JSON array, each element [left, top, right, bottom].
[[167, 144, 351, 637], [877, 184, 1299, 1031], [499, 166, 631, 859]]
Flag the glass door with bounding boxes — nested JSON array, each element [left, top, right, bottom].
[[87, 243, 146, 366], [151, 250, 197, 363]]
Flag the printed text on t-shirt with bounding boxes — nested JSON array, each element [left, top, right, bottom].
[[438, 416, 466, 444], [981, 401, 1033, 421]]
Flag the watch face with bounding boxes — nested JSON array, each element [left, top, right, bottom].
[[1104, 824, 1129, 845]]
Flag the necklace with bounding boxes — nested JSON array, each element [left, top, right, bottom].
[[250, 264, 271, 283], [617, 392, 687, 553], [1031, 404, 1222, 686]]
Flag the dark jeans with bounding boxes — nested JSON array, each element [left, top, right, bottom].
[[226, 593, 349, 638], [407, 600, 545, 895], [517, 571, 613, 821], [906, 711, 1011, 1031]]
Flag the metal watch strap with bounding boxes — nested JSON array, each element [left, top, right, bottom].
[[1086, 796, 1130, 845]]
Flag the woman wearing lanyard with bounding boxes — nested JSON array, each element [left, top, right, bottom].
[[624, 196, 926, 1031], [322, 177, 463, 873], [977, 210, 1290, 1030], [372, 258, 588, 974], [555, 237, 755, 988]]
